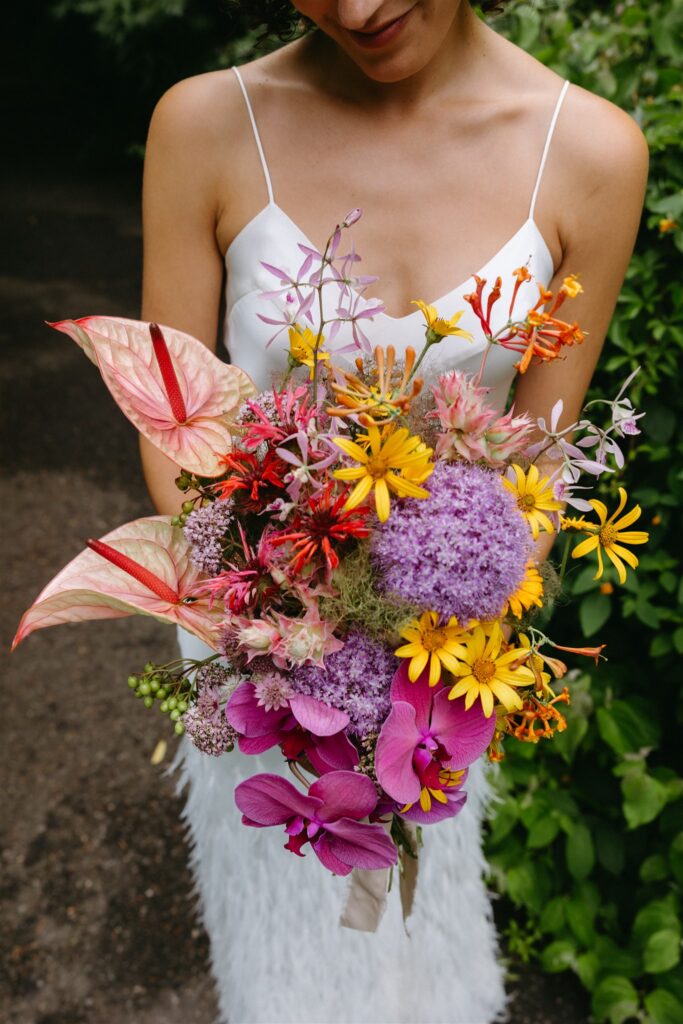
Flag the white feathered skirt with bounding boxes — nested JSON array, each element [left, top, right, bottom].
[[168, 628, 508, 1024]]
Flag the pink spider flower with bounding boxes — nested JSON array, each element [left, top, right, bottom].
[[235, 770, 397, 874], [226, 681, 358, 775], [240, 385, 322, 450], [375, 662, 496, 823], [191, 525, 284, 615]]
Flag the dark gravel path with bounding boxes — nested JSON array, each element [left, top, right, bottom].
[[0, 167, 589, 1024]]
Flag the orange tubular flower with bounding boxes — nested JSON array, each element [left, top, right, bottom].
[[327, 345, 423, 423]]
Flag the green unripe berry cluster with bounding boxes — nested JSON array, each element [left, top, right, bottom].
[[126, 662, 195, 738]]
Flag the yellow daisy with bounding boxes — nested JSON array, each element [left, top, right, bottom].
[[448, 622, 536, 718], [395, 611, 469, 686], [288, 324, 329, 378], [570, 487, 649, 584], [333, 422, 434, 523], [411, 300, 473, 343], [502, 464, 563, 540], [501, 560, 544, 618]]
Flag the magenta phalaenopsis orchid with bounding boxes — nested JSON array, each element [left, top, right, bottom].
[[227, 682, 358, 775], [375, 663, 496, 824], [235, 771, 397, 874]]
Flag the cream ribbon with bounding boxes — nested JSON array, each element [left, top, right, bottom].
[[340, 821, 419, 933]]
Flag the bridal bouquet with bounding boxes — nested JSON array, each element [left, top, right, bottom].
[[14, 210, 648, 880]]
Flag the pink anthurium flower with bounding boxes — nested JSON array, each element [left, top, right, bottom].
[[226, 682, 358, 775], [235, 771, 397, 874], [13, 517, 222, 651], [375, 662, 496, 824], [49, 317, 255, 477]]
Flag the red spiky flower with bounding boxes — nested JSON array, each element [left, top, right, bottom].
[[215, 450, 286, 512], [270, 483, 371, 573]]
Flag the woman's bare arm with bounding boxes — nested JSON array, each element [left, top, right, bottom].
[[139, 76, 231, 515], [513, 90, 649, 564]]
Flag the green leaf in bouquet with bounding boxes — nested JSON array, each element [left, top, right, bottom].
[[565, 823, 595, 880], [591, 976, 640, 1024], [650, 634, 673, 658], [540, 938, 577, 974], [487, 798, 518, 846], [579, 591, 612, 637], [643, 930, 682, 974], [644, 989, 683, 1024], [674, 627, 683, 655]]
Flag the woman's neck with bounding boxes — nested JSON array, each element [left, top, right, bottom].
[[298, 2, 495, 114]]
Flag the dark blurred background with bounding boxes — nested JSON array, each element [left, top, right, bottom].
[[1, 2, 681, 1023]]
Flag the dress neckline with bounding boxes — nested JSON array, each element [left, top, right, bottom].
[[224, 201, 555, 324]]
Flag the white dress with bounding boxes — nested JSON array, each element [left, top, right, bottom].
[[168, 68, 570, 1024]]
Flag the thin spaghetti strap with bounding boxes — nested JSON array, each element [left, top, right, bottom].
[[231, 66, 274, 204], [528, 79, 570, 221]]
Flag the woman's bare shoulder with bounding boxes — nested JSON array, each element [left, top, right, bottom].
[[560, 83, 649, 181]]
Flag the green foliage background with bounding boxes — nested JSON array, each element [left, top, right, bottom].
[[37, 1, 683, 1020], [484, 4, 683, 1023]]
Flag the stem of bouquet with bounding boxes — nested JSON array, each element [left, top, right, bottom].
[[311, 232, 335, 406]]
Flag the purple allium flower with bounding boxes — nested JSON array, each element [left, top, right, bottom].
[[183, 500, 234, 575], [289, 631, 395, 737], [371, 461, 531, 624]]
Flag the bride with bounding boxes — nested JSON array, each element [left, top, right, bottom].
[[139, 2, 647, 1021]]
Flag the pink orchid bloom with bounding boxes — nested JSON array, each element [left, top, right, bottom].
[[235, 771, 397, 874], [375, 663, 496, 824], [13, 517, 221, 651], [50, 317, 255, 477], [226, 682, 358, 775]]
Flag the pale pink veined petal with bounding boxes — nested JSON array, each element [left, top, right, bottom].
[[309, 770, 378, 823], [49, 317, 255, 477], [374, 702, 422, 805], [289, 693, 350, 737], [13, 517, 220, 650], [234, 773, 320, 826]]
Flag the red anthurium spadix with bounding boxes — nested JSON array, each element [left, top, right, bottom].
[[12, 517, 222, 651], [49, 317, 256, 477]]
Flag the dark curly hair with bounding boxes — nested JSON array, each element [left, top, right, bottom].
[[240, 2, 511, 41]]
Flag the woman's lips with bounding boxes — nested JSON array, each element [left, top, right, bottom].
[[347, 8, 414, 50]]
